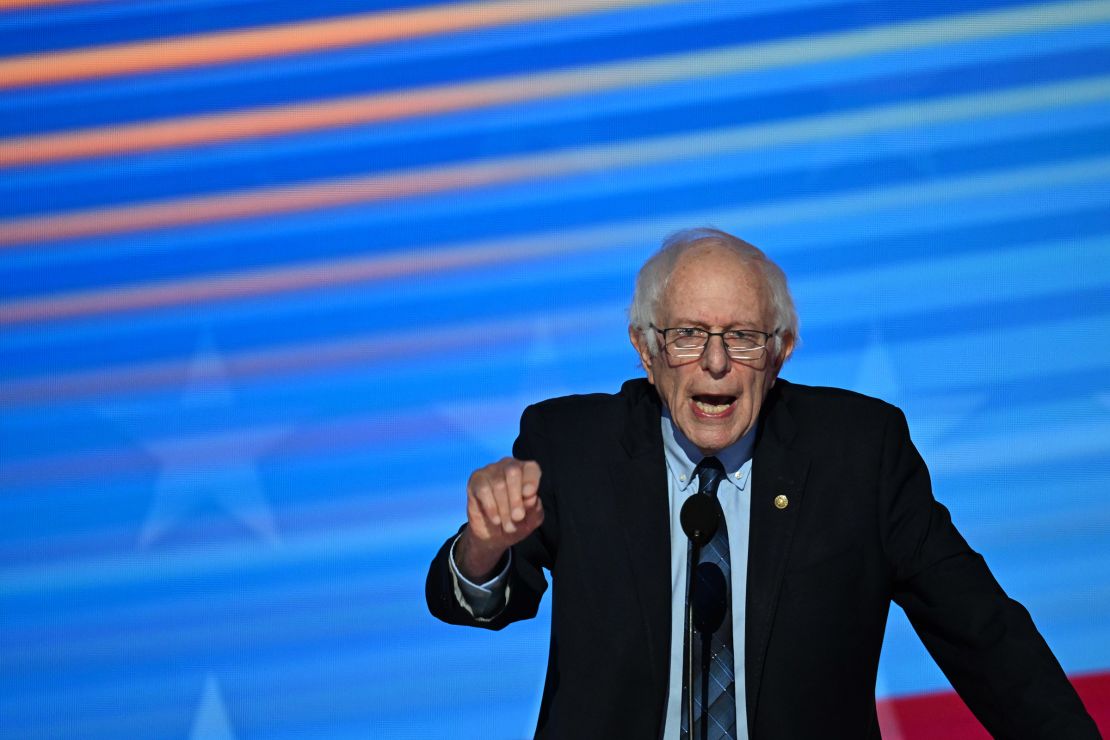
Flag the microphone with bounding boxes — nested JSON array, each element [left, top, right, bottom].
[[681, 492, 720, 545], [680, 493, 722, 737]]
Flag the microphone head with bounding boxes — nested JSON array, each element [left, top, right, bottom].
[[680, 493, 721, 546]]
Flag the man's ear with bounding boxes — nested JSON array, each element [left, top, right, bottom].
[[629, 325, 655, 384], [771, 331, 796, 377]]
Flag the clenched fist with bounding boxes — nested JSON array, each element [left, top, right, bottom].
[[456, 457, 544, 581]]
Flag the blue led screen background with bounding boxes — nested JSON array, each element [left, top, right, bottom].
[[2, 0, 1109, 737]]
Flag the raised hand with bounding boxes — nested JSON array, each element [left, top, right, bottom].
[[456, 457, 544, 581]]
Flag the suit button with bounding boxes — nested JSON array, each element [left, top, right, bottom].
[[773, 494, 789, 510]]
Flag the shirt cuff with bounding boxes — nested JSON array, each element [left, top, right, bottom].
[[448, 534, 511, 621]]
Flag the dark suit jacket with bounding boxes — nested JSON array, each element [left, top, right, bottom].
[[426, 378, 1098, 739]]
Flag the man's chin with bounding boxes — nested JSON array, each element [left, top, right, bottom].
[[684, 426, 741, 456]]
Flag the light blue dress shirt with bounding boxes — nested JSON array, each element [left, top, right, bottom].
[[448, 411, 756, 739], [660, 409, 754, 740]]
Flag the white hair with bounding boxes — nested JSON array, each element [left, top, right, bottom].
[[628, 227, 799, 357]]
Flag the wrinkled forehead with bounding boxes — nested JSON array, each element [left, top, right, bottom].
[[658, 244, 773, 324]]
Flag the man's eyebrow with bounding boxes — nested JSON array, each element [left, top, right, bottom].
[[668, 319, 760, 330]]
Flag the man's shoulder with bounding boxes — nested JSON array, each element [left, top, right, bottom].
[[529, 378, 653, 408], [524, 378, 901, 424], [524, 378, 657, 424], [774, 378, 903, 430], [511, 380, 658, 460], [777, 378, 895, 408]]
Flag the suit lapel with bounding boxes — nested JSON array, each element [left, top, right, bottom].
[[607, 382, 672, 697], [745, 382, 810, 728]]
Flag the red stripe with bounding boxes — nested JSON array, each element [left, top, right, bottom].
[[877, 670, 1110, 738]]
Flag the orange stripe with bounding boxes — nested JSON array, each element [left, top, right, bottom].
[[0, 0, 667, 89], [0, 74, 588, 167], [0, 331, 431, 407], [6, 2, 1104, 169], [0, 142, 637, 246], [0, 309, 601, 406], [0, 245, 533, 323], [0, 0, 95, 8], [0, 229, 624, 325], [9, 72, 1105, 246], [0, 25, 717, 169]]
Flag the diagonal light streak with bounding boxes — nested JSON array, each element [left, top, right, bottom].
[[0, 0, 677, 90], [3, 146, 1110, 407], [2, 72, 1109, 248], [2, 0, 1108, 167], [0, 0, 95, 8]]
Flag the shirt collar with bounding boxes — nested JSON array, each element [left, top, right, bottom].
[[661, 408, 757, 493]]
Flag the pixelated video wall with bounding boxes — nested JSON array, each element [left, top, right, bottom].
[[2, 1, 1109, 737]]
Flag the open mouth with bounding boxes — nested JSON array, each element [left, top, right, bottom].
[[692, 394, 737, 416]]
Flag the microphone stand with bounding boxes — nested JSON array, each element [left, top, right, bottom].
[[685, 535, 697, 740], [680, 494, 720, 740]]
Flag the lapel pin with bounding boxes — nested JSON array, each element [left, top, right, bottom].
[[773, 494, 789, 510]]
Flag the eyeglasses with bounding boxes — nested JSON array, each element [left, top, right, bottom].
[[651, 324, 775, 361]]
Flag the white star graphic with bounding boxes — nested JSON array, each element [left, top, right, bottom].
[[850, 327, 985, 467], [436, 323, 577, 456], [100, 334, 291, 549], [436, 395, 538, 458], [188, 674, 238, 740], [138, 425, 288, 548]]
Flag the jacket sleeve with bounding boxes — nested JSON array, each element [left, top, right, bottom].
[[426, 403, 560, 631], [879, 406, 1099, 739]]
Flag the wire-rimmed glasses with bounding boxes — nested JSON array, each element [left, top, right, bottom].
[[651, 324, 776, 362]]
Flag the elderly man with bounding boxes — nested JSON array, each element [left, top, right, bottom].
[[426, 228, 1098, 739]]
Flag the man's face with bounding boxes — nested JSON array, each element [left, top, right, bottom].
[[630, 244, 793, 455]]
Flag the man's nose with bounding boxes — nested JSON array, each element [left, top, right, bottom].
[[700, 334, 730, 374]]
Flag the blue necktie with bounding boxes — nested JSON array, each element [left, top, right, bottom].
[[681, 457, 736, 740]]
